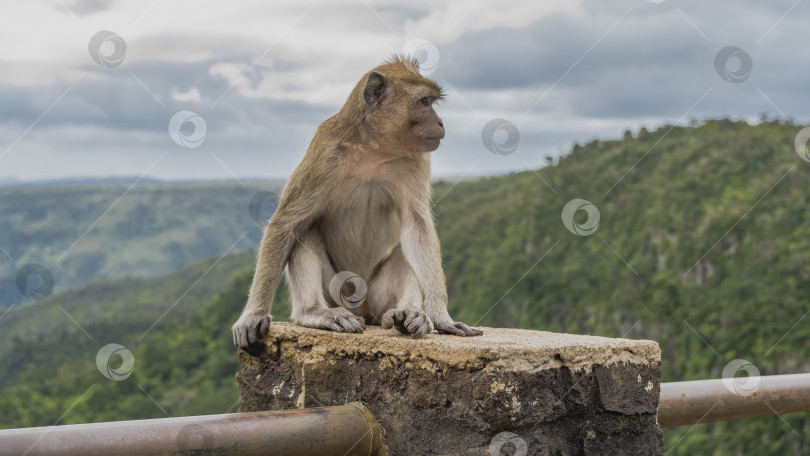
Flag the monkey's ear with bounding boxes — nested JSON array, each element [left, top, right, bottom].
[[363, 72, 388, 107]]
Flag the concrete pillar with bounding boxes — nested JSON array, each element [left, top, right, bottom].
[[237, 323, 664, 455]]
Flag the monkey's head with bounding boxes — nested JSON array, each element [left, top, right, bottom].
[[353, 56, 446, 153]]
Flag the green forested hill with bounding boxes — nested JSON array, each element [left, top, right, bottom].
[[0, 181, 282, 308], [1, 119, 808, 455], [436, 118, 810, 455], [0, 250, 280, 427], [0, 251, 256, 354]]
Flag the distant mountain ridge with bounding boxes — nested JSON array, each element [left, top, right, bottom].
[[0, 176, 163, 187], [0, 181, 283, 308], [0, 176, 286, 187]]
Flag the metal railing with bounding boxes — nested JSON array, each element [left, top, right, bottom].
[[658, 373, 810, 428], [1, 375, 808, 454], [0, 402, 385, 456]]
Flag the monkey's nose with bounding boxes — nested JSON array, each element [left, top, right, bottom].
[[437, 119, 444, 128]]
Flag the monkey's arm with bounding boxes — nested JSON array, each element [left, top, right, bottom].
[[232, 214, 296, 349], [233, 174, 323, 349], [400, 197, 483, 337]]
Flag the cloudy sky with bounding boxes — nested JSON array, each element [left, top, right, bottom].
[[1, 0, 808, 182]]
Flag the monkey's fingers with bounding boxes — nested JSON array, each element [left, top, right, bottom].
[[258, 316, 272, 337], [338, 318, 362, 332], [455, 322, 483, 336], [322, 310, 365, 333], [436, 321, 482, 337], [435, 322, 466, 336], [403, 310, 419, 329], [381, 309, 410, 334], [234, 327, 249, 348], [403, 309, 432, 339], [235, 327, 253, 350], [248, 317, 270, 346], [233, 315, 273, 349], [354, 315, 367, 330], [381, 309, 398, 328]]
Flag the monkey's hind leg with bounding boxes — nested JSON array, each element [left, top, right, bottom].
[[287, 229, 365, 333], [371, 246, 433, 338]]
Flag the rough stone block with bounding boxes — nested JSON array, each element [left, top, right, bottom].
[[237, 323, 664, 455]]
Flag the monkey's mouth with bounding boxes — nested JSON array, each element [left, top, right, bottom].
[[425, 137, 442, 142]]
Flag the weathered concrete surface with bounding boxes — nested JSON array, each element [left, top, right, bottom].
[[237, 323, 664, 455]]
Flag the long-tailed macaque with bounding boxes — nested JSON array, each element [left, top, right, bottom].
[[233, 56, 483, 349]]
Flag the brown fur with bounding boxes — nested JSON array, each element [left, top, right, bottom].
[[233, 56, 481, 349]]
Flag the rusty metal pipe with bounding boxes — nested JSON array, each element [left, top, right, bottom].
[[0, 402, 386, 456], [658, 373, 810, 428]]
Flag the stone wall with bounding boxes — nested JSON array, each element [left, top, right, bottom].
[[237, 323, 664, 455]]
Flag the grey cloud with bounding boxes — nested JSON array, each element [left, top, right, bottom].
[[0, 56, 336, 180], [59, 0, 117, 16], [376, 5, 431, 27], [4, 0, 810, 181], [436, 0, 810, 121], [2, 59, 331, 133]]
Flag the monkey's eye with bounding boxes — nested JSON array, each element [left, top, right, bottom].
[[420, 96, 432, 106]]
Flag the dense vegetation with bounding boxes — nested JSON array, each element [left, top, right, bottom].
[[0, 251, 269, 425], [435, 119, 810, 454], [0, 181, 281, 308], [1, 119, 808, 454]]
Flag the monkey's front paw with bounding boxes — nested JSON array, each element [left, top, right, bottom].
[[381, 308, 433, 339], [435, 320, 483, 337], [232, 314, 272, 350], [320, 308, 365, 333]]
